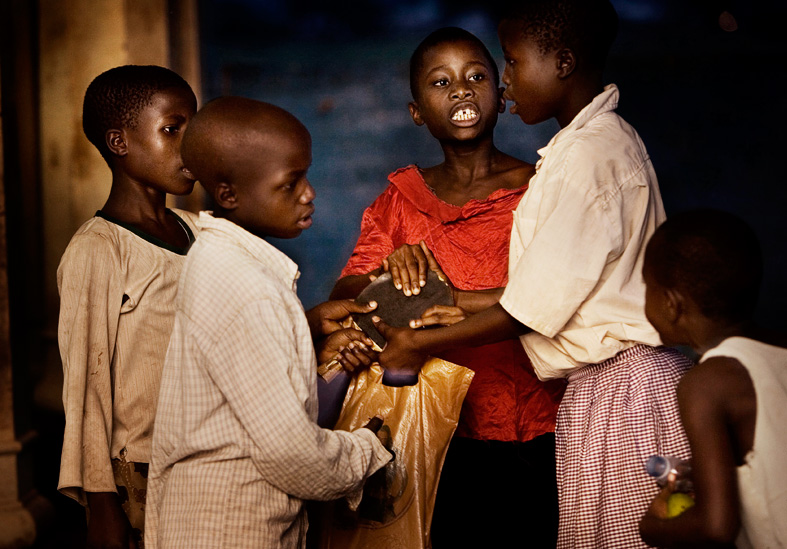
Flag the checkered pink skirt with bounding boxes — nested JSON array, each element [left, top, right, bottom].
[[556, 345, 692, 548]]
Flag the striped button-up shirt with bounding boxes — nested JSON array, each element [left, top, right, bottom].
[[146, 212, 391, 548]]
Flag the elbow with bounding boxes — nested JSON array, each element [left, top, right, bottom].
[[695, 506, 740, 546], [702, 518, 740, 546]]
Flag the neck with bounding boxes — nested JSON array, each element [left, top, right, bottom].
[[102, 175, 169, 224], [556, 74, 605, 128], [438, 138, 500, 184], [690, 319, 753, 356]]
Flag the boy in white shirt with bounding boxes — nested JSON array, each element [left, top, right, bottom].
[[145, 97, 392, 548]]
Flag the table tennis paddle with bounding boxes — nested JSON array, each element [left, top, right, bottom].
[[353, 270, 454, 349]]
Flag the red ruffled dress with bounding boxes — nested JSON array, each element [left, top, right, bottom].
[[341, 165, 565, 442]]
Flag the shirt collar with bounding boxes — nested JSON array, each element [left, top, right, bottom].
[[197, 211, 301, 289], [535, 83, 620, 166]]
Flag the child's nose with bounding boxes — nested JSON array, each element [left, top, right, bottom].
[[451, 84, 473, 100], [299, 180, 316, 203], [501, 68, 511, 86]]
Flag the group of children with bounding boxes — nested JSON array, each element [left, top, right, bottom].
[[57, 0, 786, 548]]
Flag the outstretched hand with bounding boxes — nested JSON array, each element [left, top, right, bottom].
[[317, 328, 377, 373], [306, 299, 377, 337], [410, 304, 467, 328], [383, 240, 449, 297], [373, 316, 427, 374]]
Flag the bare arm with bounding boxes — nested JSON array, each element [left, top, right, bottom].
[[375, 302, 530, 372], [329, 271, 380, 300], [639, 357, 751, 547], [85, 492, 137, 549]]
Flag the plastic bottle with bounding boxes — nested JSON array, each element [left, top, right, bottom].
[[646, 455, 695, 517], [646, 455, 693, 492]]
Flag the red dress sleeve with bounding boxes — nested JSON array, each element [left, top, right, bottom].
[[340, 186, 397, 278]]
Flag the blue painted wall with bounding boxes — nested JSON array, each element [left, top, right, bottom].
[[199, 0, 787, 329]]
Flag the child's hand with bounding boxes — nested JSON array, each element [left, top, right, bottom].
[[363, 416, 384, 434], [382, 240, 448, 297], [373, 317, 427, 374], [317, 328, 377, 373], [409, 305, 467, 328], [306, 299, 377, 337], [644, 484, 674, 521], [86, 492, 137, 549]]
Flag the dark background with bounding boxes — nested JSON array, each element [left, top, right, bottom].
[[198, 0, 787, 330]]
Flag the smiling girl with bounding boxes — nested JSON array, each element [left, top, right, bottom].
[[331, 27, 565, 547]]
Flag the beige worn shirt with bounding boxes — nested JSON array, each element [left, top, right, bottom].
[[500, 85, 664, 380], [145, 213, 391, 549], [57, 209, 198, 505]]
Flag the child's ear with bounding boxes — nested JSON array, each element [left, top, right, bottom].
[[214, 181, 238, 210], [497, 87, 506, 113], [105, 129, 128, 157], [408, 101, 425, 126], [665, 287, 685, 324], [555, 48, 576, 79]]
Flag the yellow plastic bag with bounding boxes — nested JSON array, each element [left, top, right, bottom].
[[318, 358, 474, 549]]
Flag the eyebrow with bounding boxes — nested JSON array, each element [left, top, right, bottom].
[[425, 60, 489, 77]]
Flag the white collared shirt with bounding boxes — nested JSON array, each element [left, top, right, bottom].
[[500, 84, 664, 380], [146, 212, 390, 548]]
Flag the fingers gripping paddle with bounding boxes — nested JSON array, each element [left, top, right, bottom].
[[353, 270, 453, 350]]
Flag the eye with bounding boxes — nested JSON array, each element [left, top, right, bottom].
[[469, 73, 485, 82], [162, 125, 180, 135], [280, 179, 298, 192], [432, 78, 449, 87]]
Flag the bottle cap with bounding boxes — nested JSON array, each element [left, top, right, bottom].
[[646, 455, 669, 478]]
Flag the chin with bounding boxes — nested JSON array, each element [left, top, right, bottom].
[[167, 179, 196, 196], [272, 229, 303, 239]]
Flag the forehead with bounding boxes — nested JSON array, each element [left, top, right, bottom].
[[419, 40, 493, 73], [238, 126, 311, 172], [498, 20, 534, 51], [140, 87, 196, 118]]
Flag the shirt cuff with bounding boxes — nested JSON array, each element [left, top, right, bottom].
[[345, 428, 394, 510]]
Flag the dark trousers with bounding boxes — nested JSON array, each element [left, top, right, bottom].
[[430, 433, 559, 548]]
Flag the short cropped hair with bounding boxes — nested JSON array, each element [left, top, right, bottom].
[[82, 65, 194, 163], [409, 27, 500, 100], [648, 209, 763, 323], [502, 0, 618, 71]]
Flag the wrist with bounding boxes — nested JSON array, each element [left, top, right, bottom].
[[305, 307, 321, 337], [382, 368, 419, 386], [453, 288, 465, 309]]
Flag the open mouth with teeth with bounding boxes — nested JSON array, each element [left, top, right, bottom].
[[452, 108, 477, 121], [449, 103, 480, 127]]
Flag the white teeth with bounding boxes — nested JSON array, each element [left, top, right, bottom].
[[452, 108, 478, 121]]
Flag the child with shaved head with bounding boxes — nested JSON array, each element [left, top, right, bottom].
[[144, 97, 392, 548], [639, 209, 787, 548]]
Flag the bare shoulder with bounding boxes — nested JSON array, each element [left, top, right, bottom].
[[679, 355, 756, 462], [679, 355, 754, 403], [494, 152, 535, 189]]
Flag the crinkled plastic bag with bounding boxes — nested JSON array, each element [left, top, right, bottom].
[[318, 358, 474, 549]]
